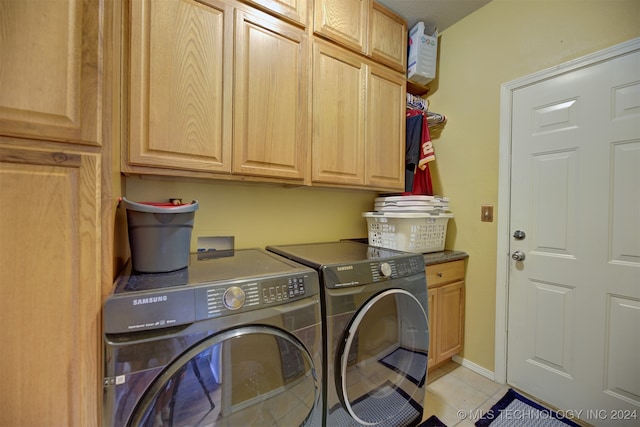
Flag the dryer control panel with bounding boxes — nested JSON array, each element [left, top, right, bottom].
[[323, 254, 425, 288]]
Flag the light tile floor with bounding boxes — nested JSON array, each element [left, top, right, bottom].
[[423, 360, 510, 427]]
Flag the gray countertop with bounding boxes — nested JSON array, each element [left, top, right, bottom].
[[422, 250, 468, 266], [341, 238, 467, 265]]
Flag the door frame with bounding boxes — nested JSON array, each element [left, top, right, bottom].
[[494, 37, 640, 385]]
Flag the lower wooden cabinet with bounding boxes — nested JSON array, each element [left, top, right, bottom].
[[0, 144, 102, 427], [426, 260, 466, 370]]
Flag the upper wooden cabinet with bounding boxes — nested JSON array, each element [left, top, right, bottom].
[[313, 0, 406, 71], [126, 0, 310, 182], [124, 0, 405, 189], [233, 9, 310, 180], [312, 41, 366, 186], [127, 0, 233, 174], [312, 40, 404, 191], [366, 64, 405, 189], [313, 0, 368, 54], [0, 0, 102, 146], [369, 2, 407, 72], [240, 0, 309, 27]]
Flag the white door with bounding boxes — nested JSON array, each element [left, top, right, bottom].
[[507, 44, 640, 426]]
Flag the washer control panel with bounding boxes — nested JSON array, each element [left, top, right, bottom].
[[104, 250, 320, 334], [195, 274, 312, 319], [262, 276, 306, 304]]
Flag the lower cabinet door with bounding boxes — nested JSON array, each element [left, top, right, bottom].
[[0, 145, 101, 427], [436, 281, 465, 362], [426, 260, 466, 370]]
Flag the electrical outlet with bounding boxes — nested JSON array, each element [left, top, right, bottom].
[[481, 205, 494, 222]]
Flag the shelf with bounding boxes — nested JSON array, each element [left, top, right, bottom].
[[407, 80, 430, 96]]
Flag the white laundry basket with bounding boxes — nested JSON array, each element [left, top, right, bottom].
[[363, 211, 453, 253]]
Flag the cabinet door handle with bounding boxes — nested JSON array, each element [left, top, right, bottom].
[[437, 272, 443, 278]]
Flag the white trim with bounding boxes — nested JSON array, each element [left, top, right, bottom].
[[452, 355, 496, 382], [495, 37, 640, 387]]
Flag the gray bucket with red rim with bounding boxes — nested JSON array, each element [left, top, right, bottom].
[[120, 197, 199, 273]]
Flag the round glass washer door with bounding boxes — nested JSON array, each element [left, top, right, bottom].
[[129, 325, 319, 427], [337, 289, 429, 426]]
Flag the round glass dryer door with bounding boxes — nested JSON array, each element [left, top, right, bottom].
[[129, 326, 319, 427], [337, 289, 429, 426]]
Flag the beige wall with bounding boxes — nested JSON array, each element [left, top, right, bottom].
[[428, 0, 640, 372], [122, 0, 640, 374], [124, 176, 376, 249]]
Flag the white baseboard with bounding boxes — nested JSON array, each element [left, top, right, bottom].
[[452, 355, 503, 383]]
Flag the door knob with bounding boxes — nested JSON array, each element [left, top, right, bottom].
[[512, 250, 526, 261]]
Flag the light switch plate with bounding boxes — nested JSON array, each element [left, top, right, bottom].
[[481, 205, 493, 222]]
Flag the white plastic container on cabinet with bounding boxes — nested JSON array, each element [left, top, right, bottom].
[[407, 22, 438, 85]]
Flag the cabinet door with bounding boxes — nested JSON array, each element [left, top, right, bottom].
[[0, 0, 101, 146], [312, 41, 366, 185], [128, 0, 232, 173], [366, 64, 405, 190], [369, 2, 407, 72], [436, 281, 465, 362], [313, 0, 368, 54], [242, 0, 309, 27], [234, 9, 309, 180], [0, 145, 101, 427]]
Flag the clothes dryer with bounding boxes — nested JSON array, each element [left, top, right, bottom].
[[267, 241, 429, 427], [103, 249, 322, 427]]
